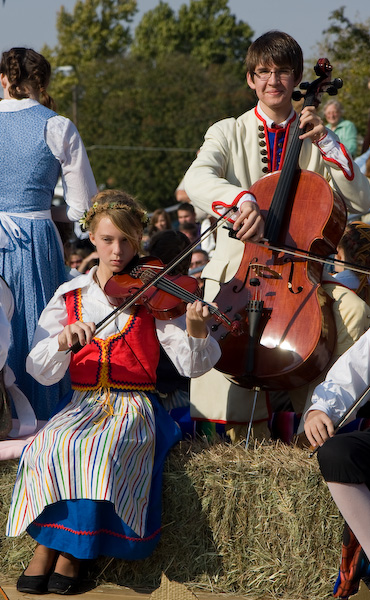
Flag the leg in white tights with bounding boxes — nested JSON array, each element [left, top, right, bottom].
[[328, 481, 370, 561]]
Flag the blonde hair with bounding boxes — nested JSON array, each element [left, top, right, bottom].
[[82, 190, 148, 254]]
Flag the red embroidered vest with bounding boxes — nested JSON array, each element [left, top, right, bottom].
[[64, 289, 160, 392]]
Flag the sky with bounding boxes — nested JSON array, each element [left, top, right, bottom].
[[0, 0, 369, 62]]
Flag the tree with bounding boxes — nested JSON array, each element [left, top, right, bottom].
[[318, 7, 370, 140], [47, 0, 136, 66], [76, 53, 254, 209], [132, 0, 253, 70], [43, 0, 255, 211], [42, 0, 137, 117]]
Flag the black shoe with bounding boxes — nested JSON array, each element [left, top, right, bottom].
[[47, 572, 81, 595], [17, 571, 50, 594]]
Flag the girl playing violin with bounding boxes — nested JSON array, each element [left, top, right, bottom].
[[6, 189, 221, 596]]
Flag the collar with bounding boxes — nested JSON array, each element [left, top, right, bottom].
[[0, 98, 40, 112], [256, 102, 295, 129], [56, 265, 98, 300]]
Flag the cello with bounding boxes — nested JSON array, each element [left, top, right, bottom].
[[210, 59, 347, 390]]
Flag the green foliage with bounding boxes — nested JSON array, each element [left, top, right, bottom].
[[42, 0, 137, 114], [131, 0, 253, 68], [76, 53, 254, 210], [319, 7, 370, 140], [49, 0, 136, 67], [43, 0, 255, 211]]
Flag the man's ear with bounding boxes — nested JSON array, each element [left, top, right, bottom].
[[246, 72, 256, 90]]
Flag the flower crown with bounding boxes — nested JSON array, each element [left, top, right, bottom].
[[79, 201, 148, 232]]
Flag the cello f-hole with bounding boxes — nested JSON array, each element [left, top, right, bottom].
[[287, 259, 303, 294], [233, 259, 261, 293]]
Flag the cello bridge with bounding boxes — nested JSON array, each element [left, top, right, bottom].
[[251, 264, 282, 280]]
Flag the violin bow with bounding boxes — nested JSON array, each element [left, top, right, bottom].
[[309, 383, 370, 457], [68, 206, 237, 353]]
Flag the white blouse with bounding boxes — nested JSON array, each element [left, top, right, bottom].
[[26, 267, 222, 386], [306, 328, 370, 424], [0, 98, 97, 221]]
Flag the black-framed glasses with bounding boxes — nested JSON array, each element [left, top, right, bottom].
[[253, 68, 294, 81]]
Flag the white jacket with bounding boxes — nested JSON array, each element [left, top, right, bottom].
[[185, 105, 370, 299]]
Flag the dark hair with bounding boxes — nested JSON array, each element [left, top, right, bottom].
[[64, 241, 91, 261], [338, 221, 370, 305], [147, 208, 172, 236], [0, 47, 56, 109], [177, 202, 195, 214], [191, 248, 209, 261], [179, 222, 198, 233], [147, 229, 191, 275], [245, 31, 303, 83]]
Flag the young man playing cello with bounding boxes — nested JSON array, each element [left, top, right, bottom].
[[184, 30, 370, 438]]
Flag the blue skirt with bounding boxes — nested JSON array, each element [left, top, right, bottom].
[[26, 395, 182, 560], [0, 216, 69, 420]]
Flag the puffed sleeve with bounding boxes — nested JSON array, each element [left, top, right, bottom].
[[155, 315, 221, 378], [306, 329, 370, 423], [46, 116, 98, 221], [26, 292, 72, 385], [316, 132, 370, 214]]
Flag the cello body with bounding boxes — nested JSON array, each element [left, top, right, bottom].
[[212, 168, 347, 390]]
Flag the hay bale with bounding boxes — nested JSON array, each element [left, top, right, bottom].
[[0, 441, 343, 599], [0, 460, 36, 580]]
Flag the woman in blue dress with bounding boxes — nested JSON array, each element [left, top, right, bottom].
[[0, 48, 97, 420]]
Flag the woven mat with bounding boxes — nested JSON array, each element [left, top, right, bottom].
[[150, 574, 198, 600]]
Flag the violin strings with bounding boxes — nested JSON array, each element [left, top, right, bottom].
[[141, 267, 233, 327]]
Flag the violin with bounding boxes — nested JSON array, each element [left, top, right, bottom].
[[210, 59, 347, 390], [104, 256, 242, 334], [68, 209, 239, 354]]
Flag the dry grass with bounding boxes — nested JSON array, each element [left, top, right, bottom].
[[0, 440, 343, 599]]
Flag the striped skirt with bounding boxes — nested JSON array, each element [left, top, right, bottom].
[[6, 389, 181, 559]]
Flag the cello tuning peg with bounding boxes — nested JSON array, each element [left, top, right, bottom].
[[333, 78, 343, 89], [299, 81, 310, 90], [292, 90, 304, 101], [326, 78, 343, 96], [326, 86, 338, 96]]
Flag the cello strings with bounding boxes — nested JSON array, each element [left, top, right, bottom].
[[260, 240, 370, 277]]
